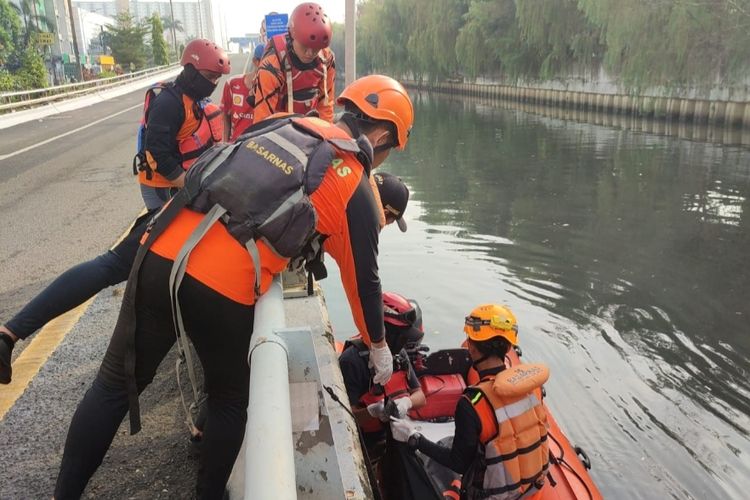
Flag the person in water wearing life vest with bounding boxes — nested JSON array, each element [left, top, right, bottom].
[[51, 74, 414, 499], [252, 2, 336, 124], [390, 304, 551, 500], [221, 43, 264, 142], [0, 39, 228, 386]]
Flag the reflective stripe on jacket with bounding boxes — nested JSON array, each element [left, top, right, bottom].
[[464, 364, 550, 500]]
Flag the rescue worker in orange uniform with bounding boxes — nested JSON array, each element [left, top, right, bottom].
[[390, 305, 551, 500], [0, 39, 228, 385], [52, 74, 414, 499], [136, 38, 229, 210], [253, 2, 336, 124]]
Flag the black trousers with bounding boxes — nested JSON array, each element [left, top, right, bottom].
[[54, 253, 255, 499], [5, 211, 155, 340]]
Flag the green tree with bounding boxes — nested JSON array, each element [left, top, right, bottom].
[[455, 0, 534, 78], [357, 0, 750, 89], [162, 18, 184, 35], [150, 14, 169, 65], [15, 45, 46, 88], [357, 0, 411, 77], [106, 12, 148, 70], [9, 0, 54, 48], [0, 0, 22, 65], [515, 0, 603, 78]]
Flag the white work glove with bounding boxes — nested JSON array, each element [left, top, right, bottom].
[[394, 397, 413, 418], [390, 416, 418, 443], [369, 342, 393, 385], [366, 400, 388, 422]]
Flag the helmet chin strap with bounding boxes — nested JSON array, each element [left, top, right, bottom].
[[341, 111, 395, 155], [373, 143, 393, 154]]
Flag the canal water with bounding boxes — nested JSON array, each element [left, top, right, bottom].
[[322, 92, 750, 499]]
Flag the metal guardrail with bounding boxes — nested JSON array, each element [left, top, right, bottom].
[[0, 63, 180, 113], [242, 276, 297, 499]]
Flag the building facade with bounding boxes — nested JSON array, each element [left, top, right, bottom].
[[72, 0, 222, 47]]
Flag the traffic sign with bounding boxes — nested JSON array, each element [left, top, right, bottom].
[[37, 32, 55, 45], [264, 13, 289, 38]]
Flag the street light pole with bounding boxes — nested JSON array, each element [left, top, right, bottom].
[[65, 0, 84, 81], [168, 0, 178, 60], [345, 0, 356, 86]]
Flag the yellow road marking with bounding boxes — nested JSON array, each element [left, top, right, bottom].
[[0, 210, 146, 420], [0, 298, 95, 420]]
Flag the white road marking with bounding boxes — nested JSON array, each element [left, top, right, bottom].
[[0, 103, 141, 162]]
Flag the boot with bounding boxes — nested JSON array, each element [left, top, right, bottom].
[[0, 332, 14, 384]]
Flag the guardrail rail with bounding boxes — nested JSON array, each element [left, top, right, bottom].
[[0, 63, 180, 114]]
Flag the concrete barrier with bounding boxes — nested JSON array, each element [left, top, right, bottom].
[[679, 99, 695, 123], [694, 100, 710, 124], [709, 101, 727, 126], [400, 80, 748, 137], [725, 102, 745, 127]]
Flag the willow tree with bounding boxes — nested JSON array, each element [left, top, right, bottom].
[[455, 0, 534, 78], [357, 0, 750, 88], [357, 0, 411, 77], [515, 0, 603, 78]]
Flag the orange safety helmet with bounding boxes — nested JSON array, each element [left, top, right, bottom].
[[464, 304, 518, 345], [288, 2, 332, 50], [181, 38, 231, 75], [337, 75, 414, 150]]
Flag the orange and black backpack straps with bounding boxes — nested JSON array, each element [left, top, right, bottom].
[[133, 82, 181, 179]]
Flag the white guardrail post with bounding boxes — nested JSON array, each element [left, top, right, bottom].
[[244, 276, 297, 500]]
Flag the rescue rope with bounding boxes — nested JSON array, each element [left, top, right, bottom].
[[323, 385, 384, 500], [548, 433, 595, 500]]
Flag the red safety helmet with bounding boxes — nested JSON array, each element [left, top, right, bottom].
[[288, 2, 332, 50], [383, 292, 424, 354], [180, 38, 231, 75]]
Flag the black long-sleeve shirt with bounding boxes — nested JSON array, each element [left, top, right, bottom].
[[144, 86, 187, 182], [415, 366, 505, 474], [416, 396, 480, 474]]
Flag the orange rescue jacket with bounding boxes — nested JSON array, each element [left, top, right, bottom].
[[464, 364, 551, 500]]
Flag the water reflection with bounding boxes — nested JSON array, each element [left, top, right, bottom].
[[322, 92, 750, 498]]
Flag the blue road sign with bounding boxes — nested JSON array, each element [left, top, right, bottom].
[[265, 13, 289, 38]]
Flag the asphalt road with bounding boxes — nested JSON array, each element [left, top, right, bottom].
[[0, 57, 246, 499]]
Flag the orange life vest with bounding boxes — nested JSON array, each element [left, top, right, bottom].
[[345, 338, 411, 433], [136, 84, 224, 188], [268, 34, 333, 116], [464, 364, 550, 500]]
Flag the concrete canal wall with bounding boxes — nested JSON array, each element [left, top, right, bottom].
[[405, 80, 750, 132]]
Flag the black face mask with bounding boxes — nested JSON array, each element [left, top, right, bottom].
[[177, 64, 217, 100]]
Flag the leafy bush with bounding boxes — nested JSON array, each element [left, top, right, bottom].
[[15, 46, 47, 88], [0, 68, 19, 91]]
